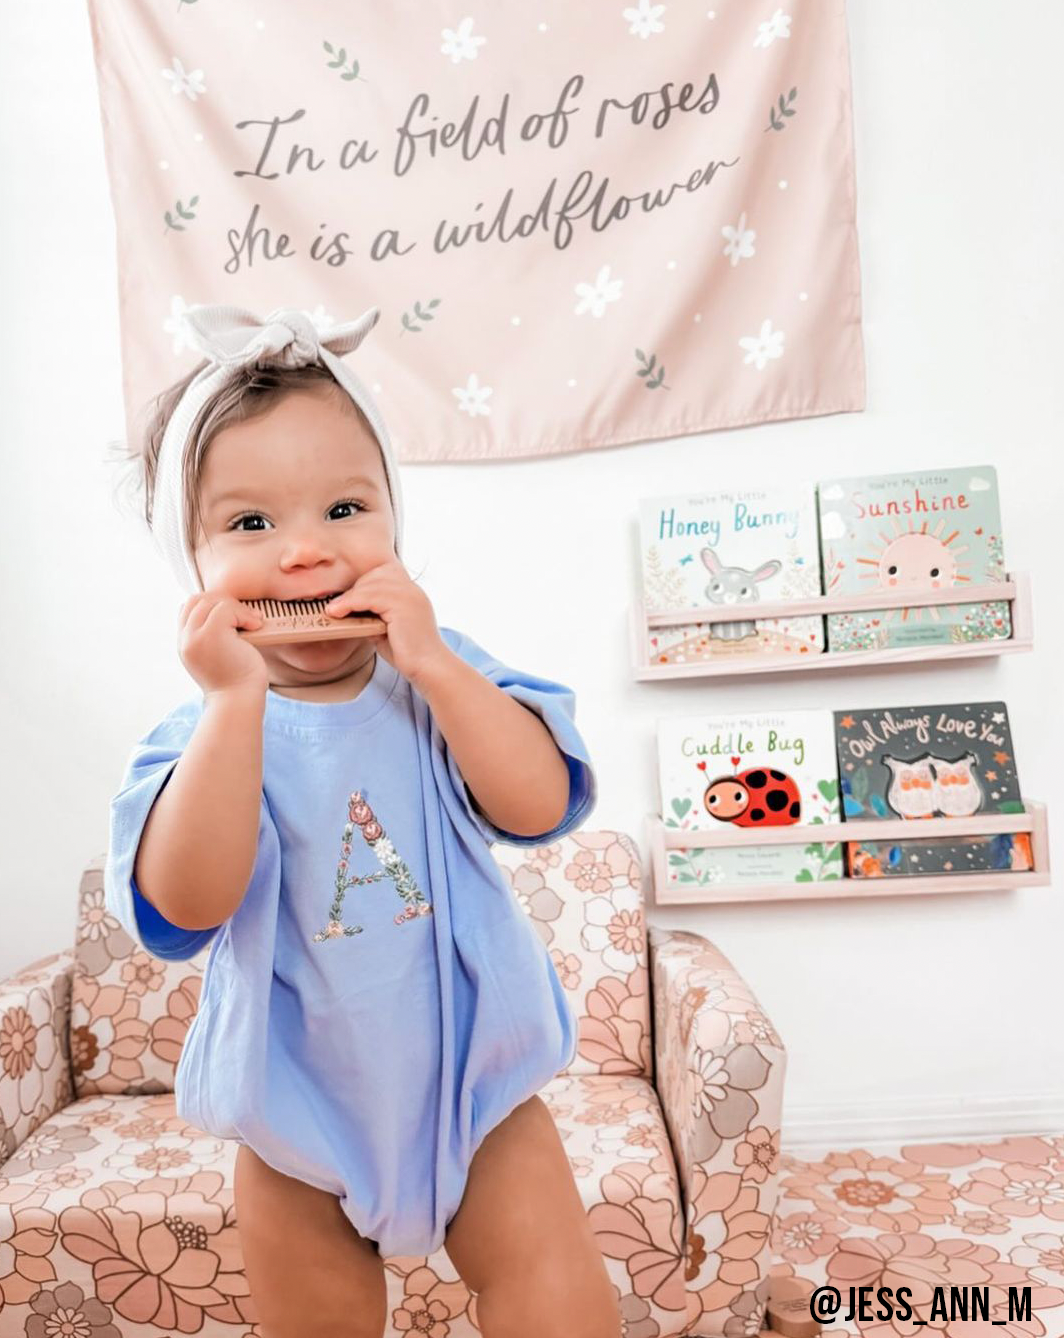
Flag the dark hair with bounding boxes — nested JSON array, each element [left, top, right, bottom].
[[136, 359, 374, 552]]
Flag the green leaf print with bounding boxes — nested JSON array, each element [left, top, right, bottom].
[[400, 297, 443, 335], [765, 86, 799, 133], [323, 39, 368, 84], [635, 347, 670, 391]]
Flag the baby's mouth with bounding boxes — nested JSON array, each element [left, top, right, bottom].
[[287, 589, 348, 604]]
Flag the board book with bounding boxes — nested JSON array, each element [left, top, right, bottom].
[[817, 466, 1011, 651], [639, 485, 824, 665], [834, 701, 1031, 878], [657, 709, 841, 888]]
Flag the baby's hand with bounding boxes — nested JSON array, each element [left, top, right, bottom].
[[178, 592, 268, 700], [325, 560, 450, 688]]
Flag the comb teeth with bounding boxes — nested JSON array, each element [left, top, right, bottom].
[[246, 596, 335, 617]]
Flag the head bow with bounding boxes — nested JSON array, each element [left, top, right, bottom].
[[149, 302, 403, 595], [181, 304, 381, 371]]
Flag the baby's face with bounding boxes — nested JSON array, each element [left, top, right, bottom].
[[192, 384, 396, 684]]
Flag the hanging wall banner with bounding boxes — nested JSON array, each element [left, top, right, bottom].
[[87, 0, 865, 463]]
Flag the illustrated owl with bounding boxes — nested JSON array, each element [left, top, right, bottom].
[[883, 754, 936, 819], [931, 753, 983, 817]]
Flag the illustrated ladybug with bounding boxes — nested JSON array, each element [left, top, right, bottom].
[[699, 763, 802, 827]]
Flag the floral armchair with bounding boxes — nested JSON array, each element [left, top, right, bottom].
[[0, 831, 785, 1336]]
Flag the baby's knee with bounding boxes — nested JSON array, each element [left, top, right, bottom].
[[476, 1260, 622, 1338]]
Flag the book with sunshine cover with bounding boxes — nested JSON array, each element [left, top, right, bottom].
[[817, 466, 1011, 651]]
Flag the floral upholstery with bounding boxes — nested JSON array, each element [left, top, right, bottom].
[[0, 832, 785, 1336]]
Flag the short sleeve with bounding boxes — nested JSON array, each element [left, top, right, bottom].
[[437, 627, 597, 847], [104, 700, 262, 962]]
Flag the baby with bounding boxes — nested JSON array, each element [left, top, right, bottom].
[[104, 305, 621, 1338]]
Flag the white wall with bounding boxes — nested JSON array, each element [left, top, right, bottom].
[[3, 2, 1061, 1149]]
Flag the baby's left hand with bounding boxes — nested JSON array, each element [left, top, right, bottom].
[[325, 559, 450, 687]]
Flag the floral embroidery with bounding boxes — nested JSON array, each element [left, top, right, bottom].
[[312, 791, 433, 942]]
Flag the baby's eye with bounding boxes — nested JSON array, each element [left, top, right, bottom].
[[227, 498, 366, 531], [329, 498, 367, 520], [229, 513, 271, 533]]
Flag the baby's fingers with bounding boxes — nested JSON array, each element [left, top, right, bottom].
[[202, 598, 262, 635], [181, 593, 220, 635], [231, 600, 265, 630]]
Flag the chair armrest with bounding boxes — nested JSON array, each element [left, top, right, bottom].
[[0, 949, 75, 1167], [648, 926, 787, 1337]]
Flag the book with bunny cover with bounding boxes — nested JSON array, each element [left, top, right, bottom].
[[657, 710, 841, 888], [639, 485, 824, 665], [817, 465, 1011, 651], [834, 702, 1032, 878]]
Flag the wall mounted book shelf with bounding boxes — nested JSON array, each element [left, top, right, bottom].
[[631, 572, 1033, 681], [645, 800, 1050, 904]]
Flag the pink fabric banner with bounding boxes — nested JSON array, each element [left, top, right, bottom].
[[87, 0, 865, 463]]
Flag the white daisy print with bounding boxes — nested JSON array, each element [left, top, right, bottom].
[[580, 883, 643, 974], [754, 8, 791, 47], [689, 1049, 730, 1118], [453, 373, 493, 416], [739, 318, 785, 369], [722, 211, 756, 266], [163, 295, 194, 355], [574, 264, 623, 317], [593, 1113, 660, 1163], [441, 17, 487, 63], [371, 837, 396, 864], [161, 57, 207, 101], [622, 0, 666, 39]]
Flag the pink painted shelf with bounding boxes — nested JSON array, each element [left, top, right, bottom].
[[631, 572, 1033, 681], [645, 801, 1051, 904]]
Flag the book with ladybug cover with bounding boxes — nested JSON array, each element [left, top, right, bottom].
[[834, 701, 1032, 877], [817, 465, 1011, 651], [638, 484, 825, 666], [656, 710, 842, 888]]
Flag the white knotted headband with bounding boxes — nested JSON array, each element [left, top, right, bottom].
[[150, 303, 404, 595]]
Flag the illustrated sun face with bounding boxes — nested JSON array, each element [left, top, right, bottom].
[[857, 520, 971, 622], [704, 780, 748, 819]]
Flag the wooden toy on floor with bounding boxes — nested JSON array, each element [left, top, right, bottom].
[[766, 1275, 821, 1336]]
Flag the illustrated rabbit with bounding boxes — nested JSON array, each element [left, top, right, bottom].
[[700, 548, 782, 640]]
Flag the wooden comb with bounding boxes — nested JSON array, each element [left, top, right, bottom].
[[236, 597, 386, 647]]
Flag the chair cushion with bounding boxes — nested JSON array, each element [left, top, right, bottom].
[[0, 1073, 685, 1335]]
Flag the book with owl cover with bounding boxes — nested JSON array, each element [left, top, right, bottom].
[[817, 466, 1011, 651], [657, 710, 842, 888], [834, 702, 1032, 878], [639, 485, 824, 665]]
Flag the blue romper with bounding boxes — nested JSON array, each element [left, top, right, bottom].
[[104, 626, 596, 1258]]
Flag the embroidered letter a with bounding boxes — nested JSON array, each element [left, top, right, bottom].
[[312, 791, 433, 943]]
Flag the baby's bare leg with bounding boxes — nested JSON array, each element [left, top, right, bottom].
[[444, 1095, 621, 1338], [233, 1142, 386, 1338]]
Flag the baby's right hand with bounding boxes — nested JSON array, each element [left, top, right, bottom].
[[178, 592, 268, 699]]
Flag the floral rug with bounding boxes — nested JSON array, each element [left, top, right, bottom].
[[768, 1134, 1064, 1337]]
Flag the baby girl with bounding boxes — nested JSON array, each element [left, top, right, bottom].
[[104, 304, 620, 1338]]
